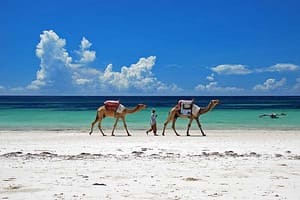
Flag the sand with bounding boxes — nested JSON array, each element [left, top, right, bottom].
[[0, 129, 300, 199]]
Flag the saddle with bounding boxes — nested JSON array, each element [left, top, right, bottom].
[[177, 100, 193, 115], [177, 100, 201, 116], [104, 100, 125, 113]]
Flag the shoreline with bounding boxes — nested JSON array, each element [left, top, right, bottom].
[[1, 126, 300, 132], [1, 129, 300, 199]]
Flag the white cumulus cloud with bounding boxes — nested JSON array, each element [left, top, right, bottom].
[[265, 63, 299, 72], [195, 81, 243, 94], [211, 64, 252, 75], [26, 30, 179, 95], [253, 78, 286, 91], [27, 30, 73, 91], [101, 56, 182, 93], [78, 37, 96, 64]]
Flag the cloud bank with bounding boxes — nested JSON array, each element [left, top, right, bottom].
[[204, 63, 299, 94], [26, 30, 181, 95], [211, 63, 299, 75], [1, 30, 299, 95]]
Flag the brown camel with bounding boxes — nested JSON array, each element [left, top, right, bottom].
[[89, 103, 146, 136], [162, 99, 219, 136]]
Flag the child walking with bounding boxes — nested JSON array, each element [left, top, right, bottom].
[[146, 109, 158, 136]]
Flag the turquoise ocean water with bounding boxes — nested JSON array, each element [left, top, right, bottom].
[[0, 96, 299, 131]]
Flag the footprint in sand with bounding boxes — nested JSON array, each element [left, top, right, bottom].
[[183, 177, 200, 181], [275, 153, 283, 158], [208, 192, 223, 197], [3, 177, 16, 182], [5, 184, 22, 190], [93, 183, 107, 186]]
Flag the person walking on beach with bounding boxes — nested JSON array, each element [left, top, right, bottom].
[[146, 109, 158, 136]]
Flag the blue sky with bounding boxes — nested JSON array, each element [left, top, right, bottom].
[[0, 0, 300, 95]]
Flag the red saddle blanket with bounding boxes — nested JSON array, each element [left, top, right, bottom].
[[104, 100, 120, 112]]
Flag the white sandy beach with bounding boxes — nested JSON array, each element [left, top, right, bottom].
[[0, 129, 300, 199]]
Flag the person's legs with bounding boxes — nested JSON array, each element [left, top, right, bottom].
[[153, 124, 158, 136], [146, 127, 153, 135]]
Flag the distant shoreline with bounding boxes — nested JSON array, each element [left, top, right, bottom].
[[1, 127, 300, 133]]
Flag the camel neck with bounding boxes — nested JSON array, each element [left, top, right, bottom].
[[200, 101, 216, 115], [126, 105, 141, 114]]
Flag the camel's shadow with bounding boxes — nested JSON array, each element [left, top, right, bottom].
[[101, 134, 132, 137], [186, 135, 206, 137]]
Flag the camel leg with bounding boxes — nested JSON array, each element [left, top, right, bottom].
[[97, 122, 106, 136], [172, 117, 180, 136], [90, 112, 106, 136], [111, 118, 119, 136], [89, 118, 98, 135], [196, 118, 206, 136], [162, 119, 171, 136], [90, 113, 102, 135], [162, 111, 176, 136], [97, 117, 106, 136], [121, 117, 131, 136], [186, 117, 193, 136]]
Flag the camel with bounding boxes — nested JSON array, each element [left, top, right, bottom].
[[162, 99, 219, 136], [89, 102, 146, 136]]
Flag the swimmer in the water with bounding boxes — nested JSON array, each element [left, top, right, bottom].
[[259, 113, 287, 118]]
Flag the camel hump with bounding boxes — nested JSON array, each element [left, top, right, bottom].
[[104, 100, 120, 111]]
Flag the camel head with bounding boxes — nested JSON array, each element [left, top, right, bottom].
[[211, 99, 220, 105], [137, 104, 147, 109]]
